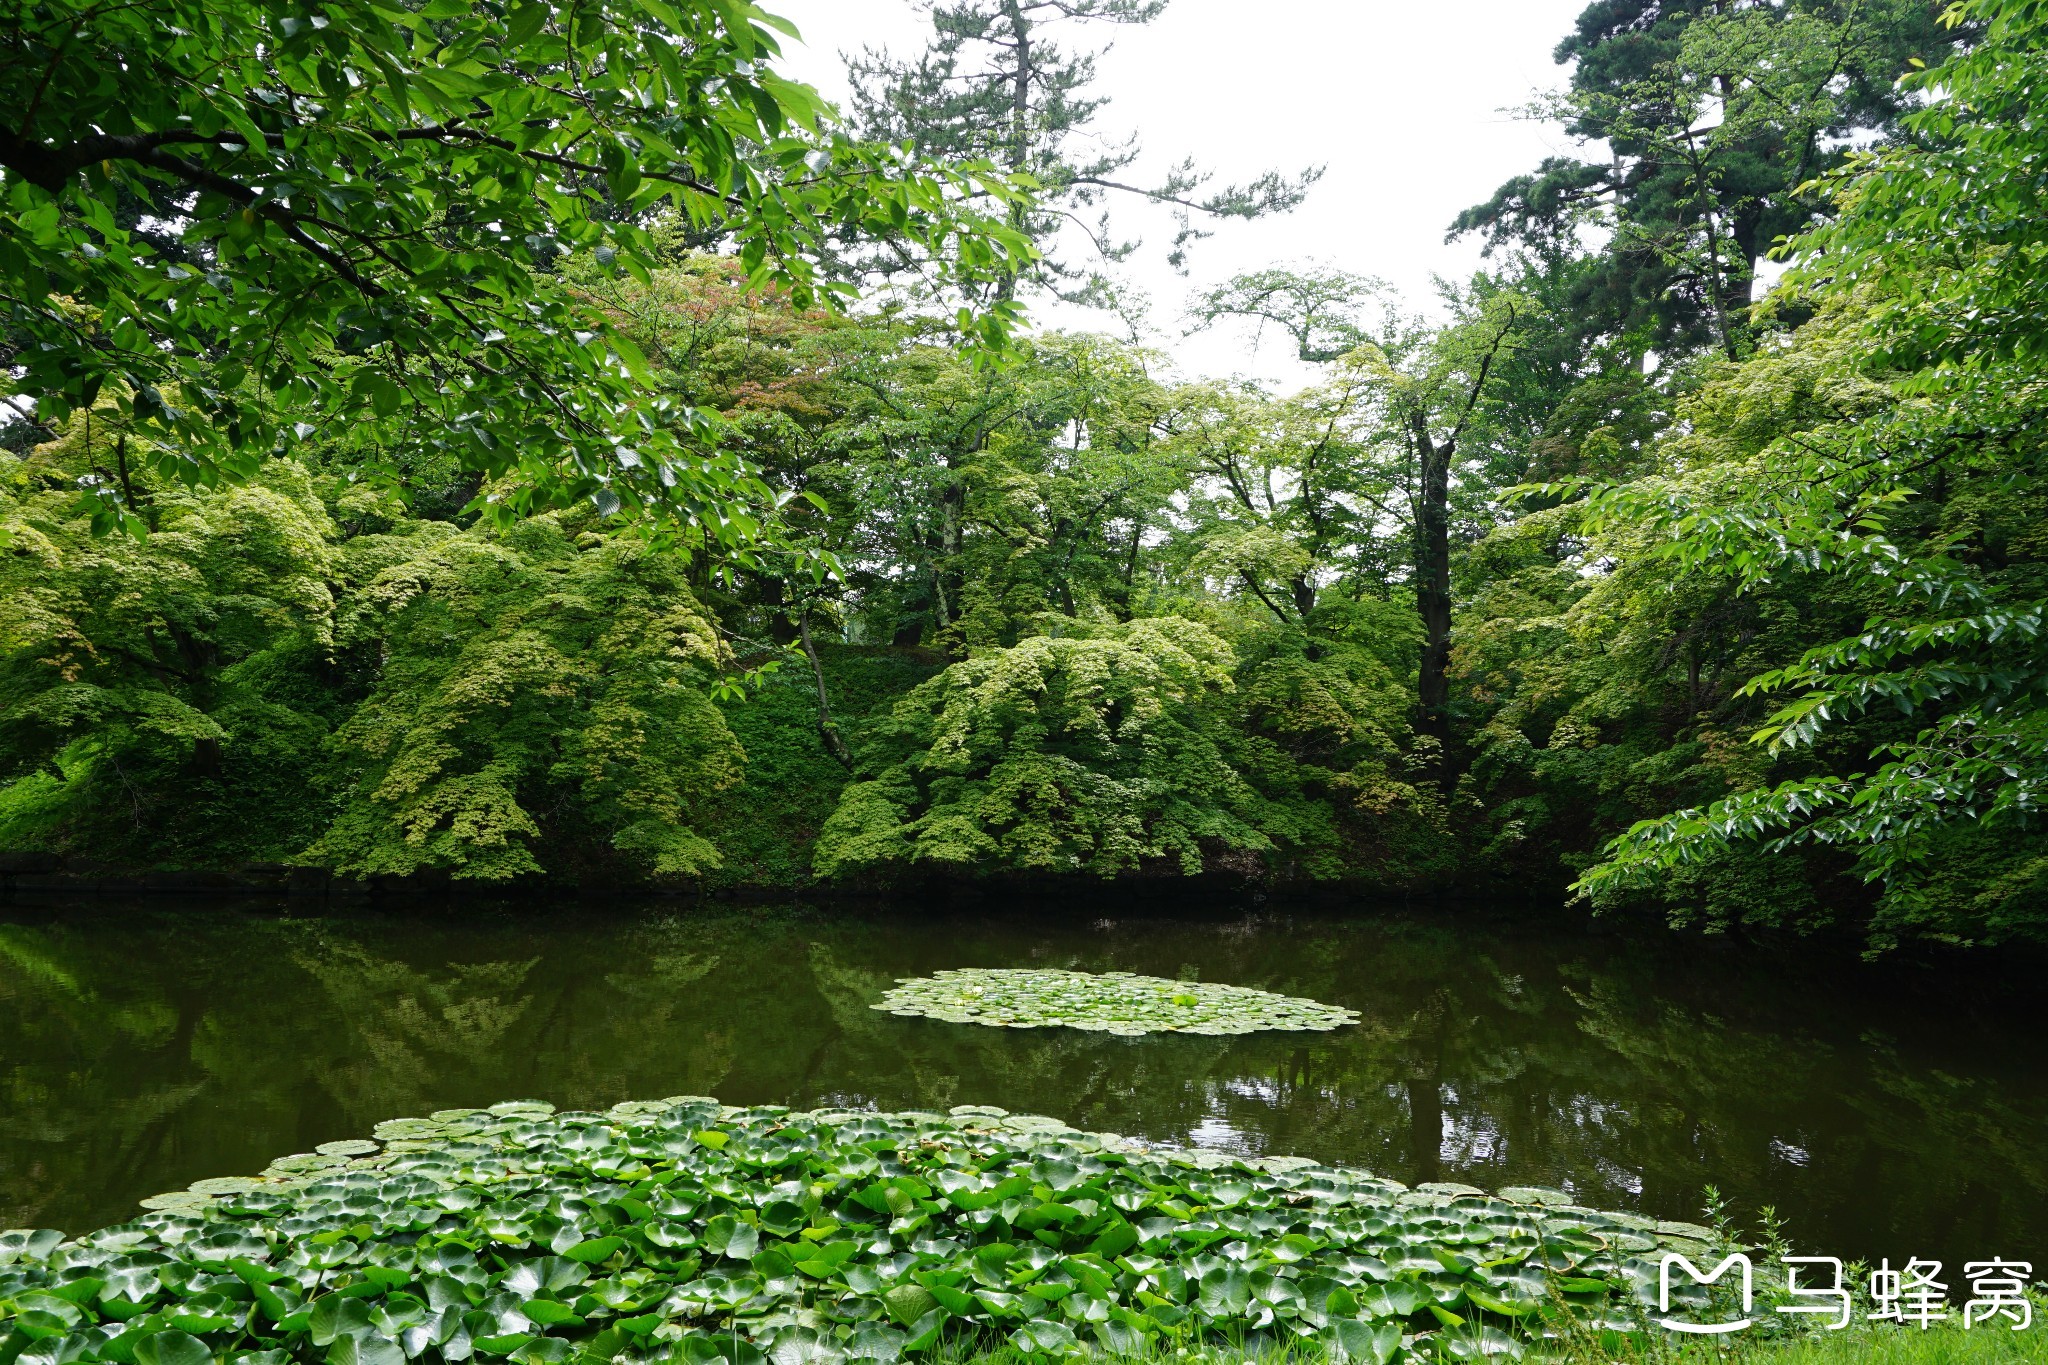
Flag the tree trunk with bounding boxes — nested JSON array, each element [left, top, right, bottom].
[[1113, 515, 1143, 621], [934, 462, 966, 652], [1290, 575, 1317, 619], [798, 609, 854, 770], [997, 0, 1032, 302], [187, 736, 223, 778], [761, 576, 798, 645], [1411, 412, 1454, 767]]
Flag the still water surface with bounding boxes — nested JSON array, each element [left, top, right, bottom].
[[1, 898, 2041, 1272]]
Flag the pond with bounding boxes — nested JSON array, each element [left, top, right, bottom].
[[1, 897, 2041, 1274]]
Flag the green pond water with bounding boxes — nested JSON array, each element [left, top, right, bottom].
[[1, 898, 2040, 1274]]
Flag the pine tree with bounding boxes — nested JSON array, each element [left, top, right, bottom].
[[1451, 0, 1954, 359], [845, 0, 1319, 302]]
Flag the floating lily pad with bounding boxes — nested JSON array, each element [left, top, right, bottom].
[[371, 1117, 446, 1140], [22, 1100, 1720, 1365], [872, 968, 1359, 1035], [185, 1177, 272, 1196], [314, 1139, 380, 1156], [262, 1152, 348, 1175], [136, 1192, 213, 1212], [606, 1099, 674, 1120]]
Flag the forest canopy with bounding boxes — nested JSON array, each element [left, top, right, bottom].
[[0, 0, 2041, 952]]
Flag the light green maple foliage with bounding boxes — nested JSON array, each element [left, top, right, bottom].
[[814, 617, 1274, 878], [311, 515, 743, 880], [0, 410, 340, 862]]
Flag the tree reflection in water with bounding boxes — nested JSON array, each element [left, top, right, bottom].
[[0, 900, 2040, 1272]]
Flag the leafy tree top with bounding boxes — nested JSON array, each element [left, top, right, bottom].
[[844, 0, 1317, 302], [0, 0, 1032, 537], [1556, 0, 2048, 936], [1451, 0, 1954, 358]]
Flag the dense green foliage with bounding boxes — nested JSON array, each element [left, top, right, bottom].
[[0, 423, 744, 882], [0, 1099, 1732, 1365], [1475, 0, 2048, 945], [0, 0, 2043, 952], [815, 620, 1276, 880], [0, 0, 1030, 532], [308, 518, 743, 882]]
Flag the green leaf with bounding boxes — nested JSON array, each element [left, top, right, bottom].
[[503, 3, 548, 45], [309, 1296, 373, 1346], [133, 1333, 212, 1365], [562, 1237, 625, 1264], [328, 1337, 406, 1365], [1327, 1319, 1400, 1365]]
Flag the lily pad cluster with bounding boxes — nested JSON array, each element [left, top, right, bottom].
[[0, 1101, 1724, 1365], [873, 970, 1360, 1036]]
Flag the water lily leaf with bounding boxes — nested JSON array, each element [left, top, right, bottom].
[[1359, 1281, 1426, 1317], [792, 1242, 856, 1278], [702, 1217, 758, 1261], [309, 1297, 375, 1346], [138, 1194, 213, 1213], [1554, 1277, 1613, 1295], [315, 1142, 381, 1158], [1326, 1319, 1400, 1364], [844, 1324, 904, 1362], [901, 1309, 947, 1353], [9, 1294, 80, 1332], [917, 1281, 978, 1315], [0, 1102, 1717, 1365], [1008, 1319, 1076, 1354], [327, 1336, 406, 1365], [758, 1202, 807, 1237], [1196, 1266, 1251, 1315], [134, 1332, 212, 1365], [560, 1237, 624, 1265], [1443, 1325, 1525, 1359], [878, 1284, 936, 1328], [1273, 1232, 1323, 1262], [1467, 1288, 1539, 1317], [474, 1333, 536, 1357], [518, 1302, 580, 1328], [767, 1329, 843, 1365], [0, 1230, 64, 1265], [502, 1260, 586, 1298], [871, 969, 1356, 1036], [1092, 1317, 1147, 1357]]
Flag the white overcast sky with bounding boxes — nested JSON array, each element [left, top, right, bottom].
[[768, 0, 1593, 385]]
